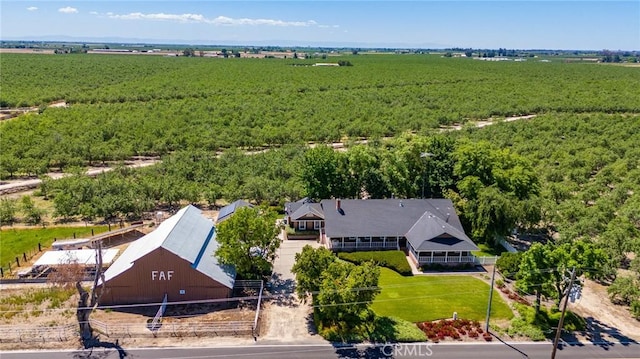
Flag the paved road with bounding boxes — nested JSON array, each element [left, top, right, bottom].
[[2, 342, 639, 359]]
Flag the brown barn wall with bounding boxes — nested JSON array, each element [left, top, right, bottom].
[[100, 248, 231, 305]]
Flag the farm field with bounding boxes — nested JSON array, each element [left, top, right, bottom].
[[1, 53, 639, 176], [371, 268, 513, 322], [0, 226, 108, 267]]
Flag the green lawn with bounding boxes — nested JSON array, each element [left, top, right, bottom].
[[472, 243, 507, 257], [0, 226, 108, 266], [372, 268, 513, 322]]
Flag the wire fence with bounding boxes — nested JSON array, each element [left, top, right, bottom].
[[0, 242, 43, 279], [0, 324, 77, 343], [90, 319, 255, 338]]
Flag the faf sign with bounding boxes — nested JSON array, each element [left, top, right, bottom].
[[151, 270, 174, 280]]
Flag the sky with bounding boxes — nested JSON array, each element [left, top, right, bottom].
[[1, 1, 638, 50]]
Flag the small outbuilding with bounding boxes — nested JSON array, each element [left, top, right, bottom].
[[99, 205, 235, 305]]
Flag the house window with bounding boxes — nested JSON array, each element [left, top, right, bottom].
[[299, 221, 306, 230], [314, 220, 321, 230]]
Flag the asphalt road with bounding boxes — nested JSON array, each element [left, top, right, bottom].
[[2, 342, 639, 359]]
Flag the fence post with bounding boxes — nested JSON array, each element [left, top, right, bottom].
[[23, 253, 27, 262], [1, 268, 3, 277], [91, 229, 94, 236], [73, 232, 76, 239], [15, 257, 20, 267], [38, 243, 41, 252]]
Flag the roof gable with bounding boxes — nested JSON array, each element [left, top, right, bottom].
[[405, 211, 478, 251], [290, 203, 325, 220], [103, 205, 235, 288]]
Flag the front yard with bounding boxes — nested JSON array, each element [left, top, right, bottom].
[[372, 268, 513, 322]]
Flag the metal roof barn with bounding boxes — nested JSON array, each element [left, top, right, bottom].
[[99, 205, 236, 305]]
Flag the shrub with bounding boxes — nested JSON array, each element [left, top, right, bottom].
[[631, 300, 640, 320], [338, 251, 412, 276], [496, 279, 505, 288], [496, 252, 523, 279]]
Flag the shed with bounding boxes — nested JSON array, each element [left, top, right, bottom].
[[33, 249, 119, 267], [99, 205, 235, 305]]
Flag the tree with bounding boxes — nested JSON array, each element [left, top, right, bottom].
[[215, 206, 281, 279], [300, 146, 351, 200], [516, 242, 552, 314], [517, 241, 610, 313], [607, 275, 640, 305], [0, 198, 17, 225], [20, 195, 45, 225], [76, 242, 106, 345], [496, 252, 523, 280], [291, 245, 337, 302], [315, 261, 380, 338]]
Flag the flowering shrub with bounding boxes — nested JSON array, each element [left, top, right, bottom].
[[415, 319, 484, 341]]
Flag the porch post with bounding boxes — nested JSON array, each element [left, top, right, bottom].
[[383, 237, 386, 247], [445, 252, 448, 263], [341, 237, 344, 249], [430, 251, 434, 263], [459, 251, 462, 262], [356, 238, 358, 249]]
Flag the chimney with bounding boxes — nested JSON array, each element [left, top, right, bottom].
[[336, 198, 341, 212]]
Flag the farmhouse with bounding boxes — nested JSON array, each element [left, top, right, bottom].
[[99, 205, 235, 305], [285, 198, 478, 265]]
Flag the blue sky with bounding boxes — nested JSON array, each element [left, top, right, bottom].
[[1, 1, 638, 49]]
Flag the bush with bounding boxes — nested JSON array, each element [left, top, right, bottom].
[[496, 252, 523, 279], [420, 262, 474, 271], [631, 300, 640, 320], [338, 251, 412, 276]]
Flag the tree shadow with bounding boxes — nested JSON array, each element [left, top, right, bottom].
[[306, 311, 319, 336], [563, 316, 638, 350], [73, 337, 128, 359], [267, 272, 298, 307]]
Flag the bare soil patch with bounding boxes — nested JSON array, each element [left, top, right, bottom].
[[571, 279, 640, 342]]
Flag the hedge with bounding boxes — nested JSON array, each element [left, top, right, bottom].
[[338, 250, 413, 276]]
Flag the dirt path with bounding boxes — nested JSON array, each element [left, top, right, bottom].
[[571, 279, 640, 342], [260, 238, 326, 343], [0, 159, 159, 196]]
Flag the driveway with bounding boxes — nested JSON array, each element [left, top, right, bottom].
[[260, 238, 325, 343]]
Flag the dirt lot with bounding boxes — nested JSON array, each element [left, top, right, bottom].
[[571, 279, 640, 342]]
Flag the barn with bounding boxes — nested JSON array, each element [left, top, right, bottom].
[[99, 205, 235, 305]]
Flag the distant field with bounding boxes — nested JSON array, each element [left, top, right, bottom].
[[1, 53, 639, 173], [0, 226, 108, 267], [372, 268, 513, 322]]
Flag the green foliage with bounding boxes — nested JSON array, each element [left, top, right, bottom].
[[0, 198, 17, 225], [507, 303, 586, 340], [0, 226, 108, 266], [608, 276, 640, 305], [517, 241, 610, 313], [214, 206, 281, 279], [372, 268, 512, 322], [496, 252, 523, 279], [291, 245, 337, 301], [20, 195, 46, 225], [315, 261, 381, 339], [338, 250, 412, 276], [630, 300, 640, 320], [2, 54, 639, 178]]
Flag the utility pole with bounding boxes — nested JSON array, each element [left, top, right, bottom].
[[485, 265, 496, 333], [551, 267, 576, 359]]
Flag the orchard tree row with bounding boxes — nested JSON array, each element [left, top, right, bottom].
[[2, 54, 640, 178]]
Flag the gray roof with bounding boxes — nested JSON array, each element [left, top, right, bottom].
[[103, 205, 235, 288], [217, 200, 253, 223], [405, 212, 478, 251], [321, 199, 477, 251], [290, 202, 324, 220]]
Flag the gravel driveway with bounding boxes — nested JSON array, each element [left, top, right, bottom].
[[260, 238, 326, 343]]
